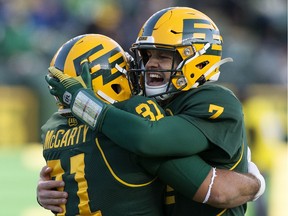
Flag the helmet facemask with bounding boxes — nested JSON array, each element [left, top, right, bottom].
[[130, 44, 186, 101]]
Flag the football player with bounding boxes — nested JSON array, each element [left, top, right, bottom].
[[42, 22, 265, 215], [40, 34, 165, 216], [108, 7, 265, 215]]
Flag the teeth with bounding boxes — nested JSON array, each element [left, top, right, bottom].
[[149, 73, 162, 78]]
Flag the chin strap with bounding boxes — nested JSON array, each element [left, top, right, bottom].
[[192, 57, 234, 88]]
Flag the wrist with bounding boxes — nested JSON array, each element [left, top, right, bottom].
[[71, 89, 108, 130]]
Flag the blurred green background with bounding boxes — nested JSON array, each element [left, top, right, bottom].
[[0, 0, 286, 215]]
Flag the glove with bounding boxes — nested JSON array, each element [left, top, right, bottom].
[[46, 61, 92, 106], [46, 61, 110, 130], [247, 147, 266, 201]]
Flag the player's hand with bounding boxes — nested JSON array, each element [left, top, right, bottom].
[[46, 61, 109, 130], [37, 166, 68, 213], [46, 60, 92, 106]]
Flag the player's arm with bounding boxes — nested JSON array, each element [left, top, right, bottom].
[[46, 65, 210, 157], [101, 110, 210, 156], [100, 86, 245, 158], [200, 168, 260, 208], [37, 166, 68, 213], [140, 155, 265, 208]]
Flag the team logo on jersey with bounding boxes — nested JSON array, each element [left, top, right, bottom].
[[68, 117, 78, 127]]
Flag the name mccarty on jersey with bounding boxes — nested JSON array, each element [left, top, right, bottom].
[[43, 124, 89, 149]]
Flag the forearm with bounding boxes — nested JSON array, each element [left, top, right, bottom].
[[203, 170, 259, 208], [145, 156, 261, 208], [101, 107, 209, 156]]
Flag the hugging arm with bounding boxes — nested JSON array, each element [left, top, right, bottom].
[[46, 65, 209, 157], [140, 155, 264, 208], [101, 111, 210, 156]]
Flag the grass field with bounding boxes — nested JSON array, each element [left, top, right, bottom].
[[0, 144, 53, 216]]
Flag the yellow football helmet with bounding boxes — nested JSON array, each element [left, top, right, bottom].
[[50, 34, 132, 104], [131, 7, 232, 98]]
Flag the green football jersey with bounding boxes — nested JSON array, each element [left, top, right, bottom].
[[41, 96, 165, 216], [101, 84, 249, 216], [162, 84, 248, 216]]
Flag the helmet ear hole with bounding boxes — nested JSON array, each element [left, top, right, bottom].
[[196, 61, 209, 69], [111, 84, 121, 94]]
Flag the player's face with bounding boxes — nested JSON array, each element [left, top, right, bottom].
[[144, 49, 179, 86]]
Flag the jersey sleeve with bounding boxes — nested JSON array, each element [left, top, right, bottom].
[[174, 85, 245, 158], [139, 155, 211, 198], [101, 96, 210, 157], [101, 85, 244, 158]]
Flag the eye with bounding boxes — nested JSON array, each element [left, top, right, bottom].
[[158, 51, 174, 60], [159, 54, 172, 59]]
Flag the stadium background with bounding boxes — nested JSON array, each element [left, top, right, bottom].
[[0, 0, 286, 215]]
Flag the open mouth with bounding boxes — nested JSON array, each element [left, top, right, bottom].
[[146, 72, 165, 86]]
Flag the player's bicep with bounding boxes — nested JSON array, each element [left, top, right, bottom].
[[157, 155, 211, 199], [147, 115, 210, 156]]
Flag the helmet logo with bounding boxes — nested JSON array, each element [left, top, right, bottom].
[[182, 19, 222, 46], [72, 44, 103, 76], [91, 53, 125, 85], [73, 45, 125, 86]]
